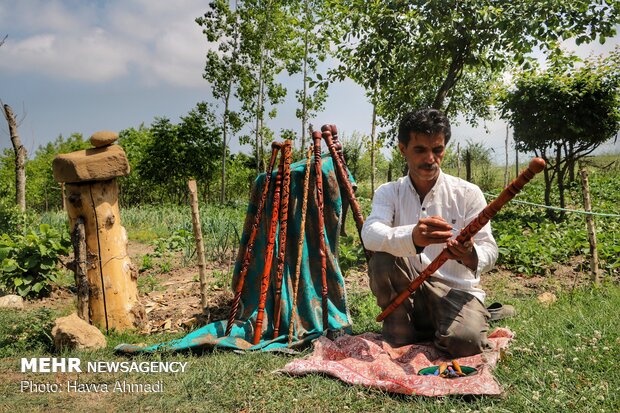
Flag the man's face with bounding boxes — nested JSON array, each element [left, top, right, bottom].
[[398, 132, 446, 184]]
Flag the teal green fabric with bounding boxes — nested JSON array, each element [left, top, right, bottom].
[[115, 154, 352, 353]]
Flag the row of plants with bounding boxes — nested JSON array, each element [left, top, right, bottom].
[[2, 157, 618, 299]]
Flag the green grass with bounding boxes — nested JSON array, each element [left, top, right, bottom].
[[1, 286, 619, 412]]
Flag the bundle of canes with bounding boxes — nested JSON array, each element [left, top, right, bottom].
[[272, 141, 293, 339], [312, 131, 330, 331], [321, 126, 371, 262], [288, 144, 313, 346], [376, 158, 546, 322], [226, 142, 282, 336], [253, 141, 292, 344]]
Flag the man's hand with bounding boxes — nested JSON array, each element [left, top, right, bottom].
[[445, 238, 478, 271], [412, 216, 453, 248], [412, 216, 479, 271]]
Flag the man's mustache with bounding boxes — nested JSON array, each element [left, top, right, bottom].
[[418, 164, 437, 170]]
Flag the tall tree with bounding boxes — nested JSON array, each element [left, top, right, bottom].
[[2, 104, 26, 212], [197, 0, 248, 204], [140, 104, 221, 203], [290, 0, 330, 152], [500, 49, 620, 220], [237, 0, 298, 172], [326, 0, 620, 132]]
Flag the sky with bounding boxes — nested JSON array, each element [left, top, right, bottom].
[[1, 0, 619, 163]]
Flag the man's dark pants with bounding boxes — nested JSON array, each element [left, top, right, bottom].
[[369, 252, 492, 357]]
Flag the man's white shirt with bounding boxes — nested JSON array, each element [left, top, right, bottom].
[[361, 170, 498, 303]]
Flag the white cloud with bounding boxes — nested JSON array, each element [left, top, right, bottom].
[[0, 0, 210, 87]]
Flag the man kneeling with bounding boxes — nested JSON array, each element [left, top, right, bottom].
[[361, 108, 498, 357]]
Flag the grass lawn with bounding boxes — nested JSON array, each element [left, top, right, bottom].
[[1, 284, 618, 412]]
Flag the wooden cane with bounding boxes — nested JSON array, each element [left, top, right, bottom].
[[376, 158, 546, 322], [321, 127, 371, 261], [226, 142, 282, 336], [312, 131, 330, 332], [321, 124, 348, 169], [288, 145, 313, 346], [253, 143, 286, 344], [272, 141, 293, 338], [323, 124, 351, 239]]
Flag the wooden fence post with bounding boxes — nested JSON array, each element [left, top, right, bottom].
[[188, 180, 208, 311], [579, 167, 600, 285], [465, 149, 472, 182]]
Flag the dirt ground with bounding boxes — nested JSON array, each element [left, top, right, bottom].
[[28, 241, 598, 335]]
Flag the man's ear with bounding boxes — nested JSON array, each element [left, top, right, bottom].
[[398, 142, 406, 156]]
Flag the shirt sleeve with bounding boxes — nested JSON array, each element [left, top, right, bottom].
[[361, 183, 418, 257], [466, 185, 498, 277]]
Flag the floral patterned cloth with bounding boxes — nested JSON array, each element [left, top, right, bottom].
[[281, 328, 514, 396]]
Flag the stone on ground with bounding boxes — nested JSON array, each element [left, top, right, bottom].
[[537, 292, 557, 307], [52, 313, 107, 351], [0, 294, 24, 310]]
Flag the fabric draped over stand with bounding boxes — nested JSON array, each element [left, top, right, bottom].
[[116, 154, 353, 353]]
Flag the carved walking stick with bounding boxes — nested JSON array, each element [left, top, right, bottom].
[[272, 141, 293, 338], [322, 125, 350, 238], [376, 158, 546, 322], [253, 143, 286, 344], [312, 131, 330, 331], [288, 145, 313, 346], [226, 143, 282, 336], [321, 127, 371, 261]]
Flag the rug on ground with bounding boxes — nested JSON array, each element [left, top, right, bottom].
[[280, 327, 514, 396]]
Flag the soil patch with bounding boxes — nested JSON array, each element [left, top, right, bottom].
[[24, 242, 607, 335]]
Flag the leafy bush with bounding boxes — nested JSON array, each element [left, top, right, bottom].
[[0, 224, 71, 298], [0, 198, 25, 235], [0, 307, 56, 357]]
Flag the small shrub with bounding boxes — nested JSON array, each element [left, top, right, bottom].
[[0, 307, 56, 356], [0, 224, 71, 298]]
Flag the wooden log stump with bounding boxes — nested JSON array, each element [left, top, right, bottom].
[[53, 131, 145, 331]]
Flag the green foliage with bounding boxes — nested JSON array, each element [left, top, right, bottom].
[[153, 228, 196, 267], [0, 133, 89, 212], [338, 235, 365, 274], [0, 307, 56, 357], [499, 50, 620, 217], [117, 125, 155, 206], [138, 103, 221, 204], [325, 0, 620, 134], [501, 50, 620, 156], [348, 291, 381, 335], [0, 197, 25, 234], [0, 224, 71, 298], [491, 168, 620, 276], [137, 274, 162, 293]]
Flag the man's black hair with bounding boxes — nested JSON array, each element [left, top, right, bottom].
[[398, 108, 451, 145]]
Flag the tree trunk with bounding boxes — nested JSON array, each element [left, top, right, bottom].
[[432, 39, 467, 110], [456, 142, 461, 178], [370, 103, 377, 197], [255, 48, 265, 173], [64, 180, 144, 331], [221, 85, 231, 204], [567, 141, 576, 183], [504, 125, 509, 187], [3, 104, 26, 212], [300, 26, 309, 153], [556, 143, 565, 221], [541, 151, 556, 221]]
